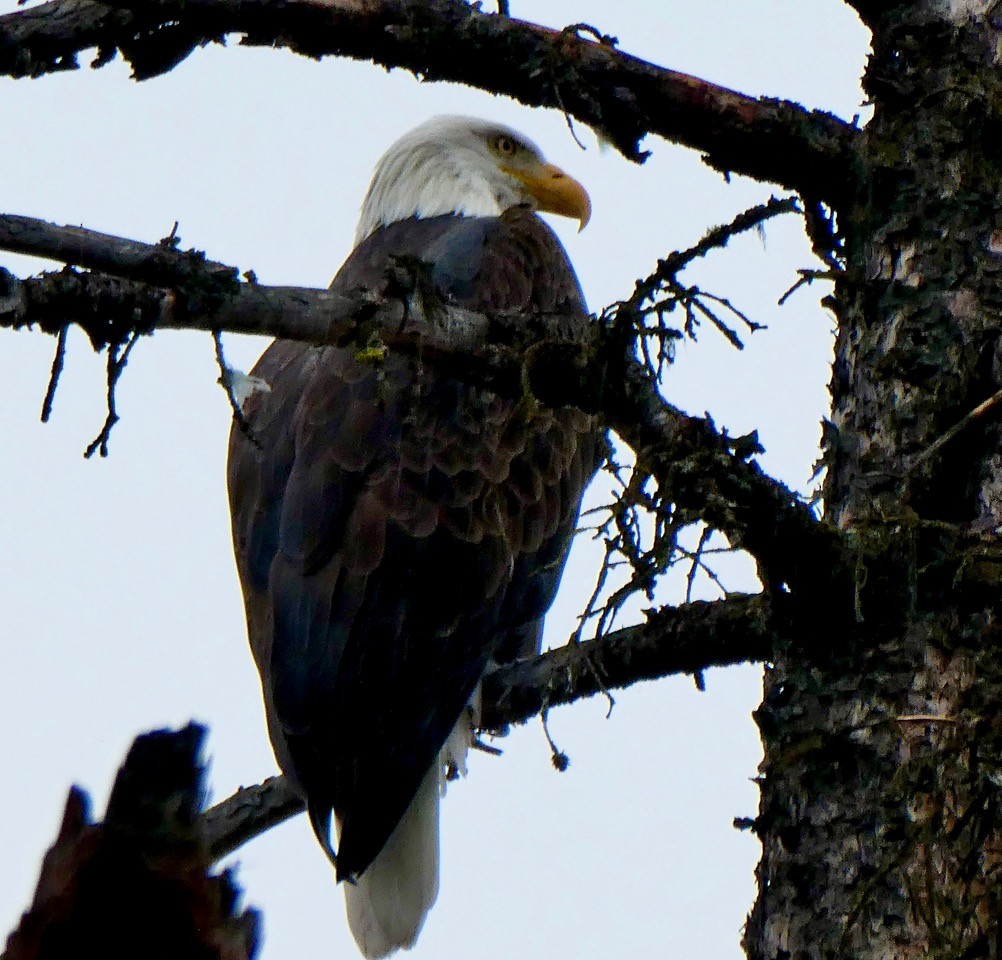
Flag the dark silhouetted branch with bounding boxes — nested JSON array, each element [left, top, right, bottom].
[[4, 724, 258, 960], [0, 0, 859, 200], [605, 358, 840, 596]]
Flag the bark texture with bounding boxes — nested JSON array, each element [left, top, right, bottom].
[[2, 725, 258, 960], [0, 0, 857, 194], [745, 6, 1002, 958]]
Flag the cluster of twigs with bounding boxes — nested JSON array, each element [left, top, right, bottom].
[[606, 195, 799, 378], [570, 196, 799, 649]]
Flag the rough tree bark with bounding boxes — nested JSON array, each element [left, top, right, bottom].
[[3, 725, 258, 960], [3, 2, 1002, 959], [746, 3, 1002, 958]]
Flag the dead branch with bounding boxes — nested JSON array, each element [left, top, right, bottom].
[[604, 355, 842, 597], [480, 592, 775, 728], [205, 776, 305, 864], [0, 211, 840, 586], [3, 724, 258, 960], [0, 0, 859, 200], [0, 213, 238, 295]]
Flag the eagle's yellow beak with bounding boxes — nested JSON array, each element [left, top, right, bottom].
[[503, 161, 592, 231]]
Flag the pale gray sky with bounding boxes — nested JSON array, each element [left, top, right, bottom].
[[0, 3, 868, 958]]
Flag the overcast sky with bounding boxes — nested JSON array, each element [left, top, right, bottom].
[[0, 3, 869, 958]]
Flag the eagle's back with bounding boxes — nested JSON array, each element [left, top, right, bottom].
[[227, 207, 600, 882]]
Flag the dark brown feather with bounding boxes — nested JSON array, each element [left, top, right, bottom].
[[227, 207, 601, 881]]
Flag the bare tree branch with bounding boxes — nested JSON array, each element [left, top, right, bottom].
[[203, 591, 776, 862], [0, 0, 859, 200], [604, 358, 841, 596], [0, 210, 840, 584], [205, 775, 305, 863], [4, 724, 258, 960], [480, 592, 774, 728], [0, 213, 238, 295]]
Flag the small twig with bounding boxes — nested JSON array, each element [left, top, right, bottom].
[[571, 535, 616, 644], [614, 196, 797, 355], [84, 332, 141, 459], [684, 525, 715, 691], [908, 387, 1002, 473], [212, 330, 259, 448], [623, 196, 800, 314], [471, 736, 503, 756], [685, 525, 714, 604], [541, 709, 570, 771], [40, 325, 68, 423], [578, 638, 616, 718], [678, 545, 732, 598], [778, 268, 835, 306], [700, 290, 766, 334], [561, 108, 587, 151], [685, 287, 745, 349], [543, 50, 588, 153]]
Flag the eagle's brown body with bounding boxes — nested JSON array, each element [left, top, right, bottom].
[[227, 116, 596, 957], [228, 206, 599, 880]]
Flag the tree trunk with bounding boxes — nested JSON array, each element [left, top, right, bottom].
[[746, 4, 1002, 957]]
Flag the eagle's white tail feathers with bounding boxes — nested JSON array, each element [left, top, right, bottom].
[[340, 767, 441, 959], [338, 691, 481, 958]]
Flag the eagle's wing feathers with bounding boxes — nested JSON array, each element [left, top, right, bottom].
[[227, 209, 599, 888]]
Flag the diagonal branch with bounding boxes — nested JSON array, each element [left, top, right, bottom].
[[0, 213, 238, 293], [203, 591, 777, 862], [479, 592, 774, 728], [602, 357, 841, 596], [0, 210, 843, 587], [0, 0, 859, 201]]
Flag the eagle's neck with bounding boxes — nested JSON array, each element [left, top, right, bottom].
[[354, 145, 522, 246]]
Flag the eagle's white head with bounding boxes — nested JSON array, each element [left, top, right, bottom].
[[354, 115, 591, 245]]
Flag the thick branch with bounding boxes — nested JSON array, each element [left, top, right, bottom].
[[0, 212, 495, 351], [0, 0, 858, 200], [0, 211, 840, 587], [0, 213, 238, 292], [4, 725, 258, 960], [204, 592, 775, 862]]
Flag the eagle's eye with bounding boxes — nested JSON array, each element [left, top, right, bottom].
[[494, 134, 517, 157]]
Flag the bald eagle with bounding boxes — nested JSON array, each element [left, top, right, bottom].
[[227, 116, 599, 957]]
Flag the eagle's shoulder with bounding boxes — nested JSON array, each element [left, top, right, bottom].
[[331, 208, 586, 316]]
